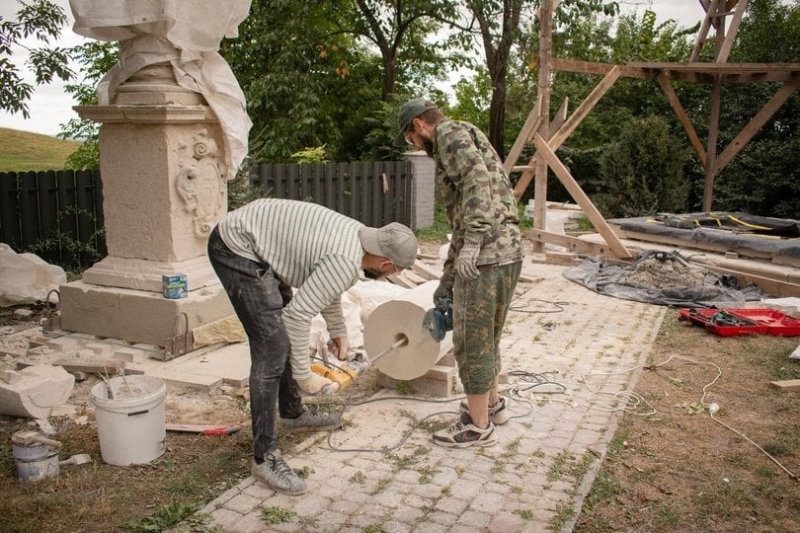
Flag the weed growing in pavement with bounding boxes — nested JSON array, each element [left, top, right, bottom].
[[395, 381, 412, 395], [122, 502, 206, 532], [533, 449, 546, 459], [419, 416, 452, 433], [349, 471, 366, 484], [371, 476, 391, 495], [363, 524, 387, 533], [514, 509, 534, 520], [491, 459, 506, 474], [511, 485, 523, 494], [298, 516, 319, 529], [455, 465, 465, 475], [261, 507, 296, 525], [294, 466, 313, 479], [418, 466, 436, 484], [550, 500, 575, 531], [548, 451, 570, 482]]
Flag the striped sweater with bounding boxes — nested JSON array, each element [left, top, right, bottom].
[[216, 199, 364, 381]]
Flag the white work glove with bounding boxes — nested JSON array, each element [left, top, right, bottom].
[[455, 240, 481, 280], [297, 373, 340, 395]]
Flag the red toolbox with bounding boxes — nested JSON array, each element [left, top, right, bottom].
[[679, 308, 800, 337]]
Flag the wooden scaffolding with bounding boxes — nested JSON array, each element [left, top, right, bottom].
[[511, 0, 800, 260]]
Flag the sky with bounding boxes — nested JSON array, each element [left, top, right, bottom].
[[0, 0, 707, 138]]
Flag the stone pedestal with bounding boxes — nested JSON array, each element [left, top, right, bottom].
[[60, 65, 234, 347]]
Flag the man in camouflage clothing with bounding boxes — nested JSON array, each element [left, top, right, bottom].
[[395, 98, 523, 447]]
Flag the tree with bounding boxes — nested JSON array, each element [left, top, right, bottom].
[[59, 41, 117, 169], [346, 0, 465, 100], [0, 0, 72, 117], [595, 114, 689, 218], [452, 0, 619, 157]]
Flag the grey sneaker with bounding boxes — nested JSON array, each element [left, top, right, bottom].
[[279, 405, 342, 433], [252, 451, 306, 495], [432, 413, 498, 448], [459, 396, 512, 425]]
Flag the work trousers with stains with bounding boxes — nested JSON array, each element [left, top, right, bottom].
[[207, 227, 304, 460]]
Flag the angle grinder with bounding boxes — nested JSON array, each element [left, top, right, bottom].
[[422, 298, 453, 342]]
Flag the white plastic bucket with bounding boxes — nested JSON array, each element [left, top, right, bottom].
[[90, 375, 167, 466]]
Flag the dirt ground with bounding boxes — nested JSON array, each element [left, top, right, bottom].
[[575, 310, 800, 533]]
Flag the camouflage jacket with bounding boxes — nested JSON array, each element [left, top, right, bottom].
[[433, 120, 522, 284]]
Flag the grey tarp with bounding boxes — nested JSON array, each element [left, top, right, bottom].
[[563, 251, 765, 308]]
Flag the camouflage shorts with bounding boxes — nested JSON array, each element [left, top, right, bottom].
[[452, 261, 522, 395]]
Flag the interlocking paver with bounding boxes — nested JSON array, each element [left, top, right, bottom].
[[191, 261, 665, 533]]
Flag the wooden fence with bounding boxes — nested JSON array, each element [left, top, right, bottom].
[[248, 160, 413, 228], [0, 160, 413, 269], [0, 170, 105, 269]]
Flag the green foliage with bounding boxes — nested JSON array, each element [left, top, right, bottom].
[[414, 203, 451, 243], [122, 501, 205, 532], [0, 0, 72, 117], [595, 115, 688, 218], [26, 205, 105, 270], [260, 506, 296, 525], [290, 146, 328, 164], [59, 41, 118, 169]]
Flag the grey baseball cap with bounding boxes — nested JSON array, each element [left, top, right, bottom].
[[359, 222, 418, 269], [393, 98, 438, 147]]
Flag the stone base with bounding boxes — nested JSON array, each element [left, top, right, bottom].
[[81, 256, 220, 293], [59, 280, 233, 347]]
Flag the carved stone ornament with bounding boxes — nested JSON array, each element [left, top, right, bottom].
[[176, 130, 226, 237]]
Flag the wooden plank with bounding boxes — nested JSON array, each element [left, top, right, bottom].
[[696, 263, 800, 298], [657, 71, 707, 163], [691, 0, 719, 61], [411, 260, 442, 280], [503, 107, 542, 175], [714, 81, 800, 175], [716, 0, 748, 63], [527, 229, 612, 257], [533, 133, 632, 259], [770, 380, 800, 392], [376, 364, 459, 397], [703, 75, 723, 211]]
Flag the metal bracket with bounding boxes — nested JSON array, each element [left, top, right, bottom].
[[161, 312, 195, 361]]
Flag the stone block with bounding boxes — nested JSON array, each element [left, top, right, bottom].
[[0, 364, 75, 418], [59, 281, 233, 347]]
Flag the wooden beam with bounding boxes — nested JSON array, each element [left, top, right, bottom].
[[692, 0, 719, 61], [532, 0, 554, 254], [698, 263, 800, 298], [714, 81, 800, 175], [526, 229, 614, 257], [770, 380, 800, 392], [657, 71, 707, 163], [513, 67, 621, 199], [717, 0, 748, 63], [533, 133, 632, 259], [503, 109, 542, 175], [703, 76, 723, 211]]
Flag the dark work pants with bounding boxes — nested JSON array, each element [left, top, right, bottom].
[[207, 227, 304, 460]]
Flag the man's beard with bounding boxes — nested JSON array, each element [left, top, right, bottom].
[[363, 268, 382, 279], [422, 138, 434, 157]]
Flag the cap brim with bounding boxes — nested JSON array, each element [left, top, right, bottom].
[[359, 227, 382, 257], [393, 131, 408, 148]]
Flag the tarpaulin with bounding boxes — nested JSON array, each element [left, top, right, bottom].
[[69, 0, 253, 179]]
